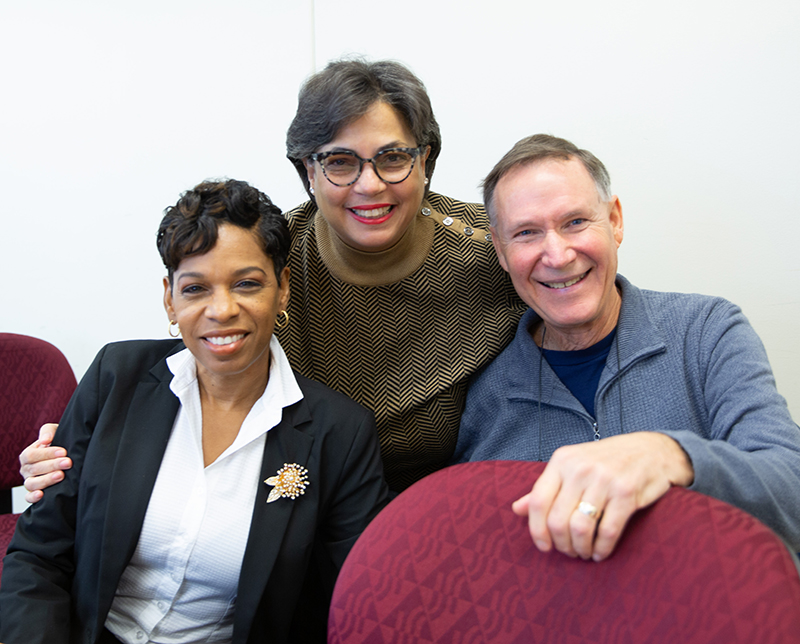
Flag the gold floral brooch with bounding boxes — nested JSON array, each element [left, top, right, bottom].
[[265, 463, 309, 503]]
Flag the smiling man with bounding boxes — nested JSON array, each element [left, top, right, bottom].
[[453, 134, 800, 561]]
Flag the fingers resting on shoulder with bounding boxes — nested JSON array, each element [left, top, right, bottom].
[[19, 423, 71, 504]]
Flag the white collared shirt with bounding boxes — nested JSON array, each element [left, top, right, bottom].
[[105, 336, 303, 643]]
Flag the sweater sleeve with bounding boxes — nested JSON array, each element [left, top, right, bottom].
[[659, 300, 800, 551]]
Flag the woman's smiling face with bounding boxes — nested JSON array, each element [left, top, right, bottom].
[[305, 101, 429, 252], [163, 223, 290, 384]]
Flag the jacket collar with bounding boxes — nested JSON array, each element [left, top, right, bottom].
[[605, 275, 667, 377], [232, 395, 314, 641], [94, 342, 184, 630], [94, 342, 314, 640]]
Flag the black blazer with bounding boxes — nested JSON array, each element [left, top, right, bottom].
[[0, 340, 389, 644]]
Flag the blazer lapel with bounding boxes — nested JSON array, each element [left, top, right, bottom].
[[232, 398, 314, 641], [94, 358, 180, 627]]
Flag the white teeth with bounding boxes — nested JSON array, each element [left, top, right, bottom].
[[542, 272, 587, 289], [351, 206, 391, 218], [207, 334, 244, 346]]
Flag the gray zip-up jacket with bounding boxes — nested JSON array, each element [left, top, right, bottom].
[[455, 275, 800, 550]]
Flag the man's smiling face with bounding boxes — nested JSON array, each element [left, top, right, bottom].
[[490, 157, 624, 348]]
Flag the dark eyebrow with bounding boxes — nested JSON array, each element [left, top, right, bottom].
[[233, 266, 268, 277], [176, 266, 268, 281], [325, 141, 410, 156], [376, 141, 408, 151]]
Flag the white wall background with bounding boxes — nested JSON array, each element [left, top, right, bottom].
[[2, 0, 798, 422]]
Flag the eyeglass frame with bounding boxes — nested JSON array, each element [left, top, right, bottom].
[[308, 145, 428, 187]]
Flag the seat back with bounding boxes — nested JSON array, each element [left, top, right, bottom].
[[0, 333, 77, 492], [329, 460, 800, 644], [0, 333, 76, 583]]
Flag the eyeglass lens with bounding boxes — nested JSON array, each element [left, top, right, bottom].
[[321, 150, 416, 186]]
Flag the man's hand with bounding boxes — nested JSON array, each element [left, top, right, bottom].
[[512, 432, 694, 561], [19, 423, 71, 504]]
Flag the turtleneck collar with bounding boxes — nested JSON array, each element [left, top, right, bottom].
[[315, 200, 435, 287]]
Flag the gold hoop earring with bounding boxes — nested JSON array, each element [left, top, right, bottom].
[[168, 320, 181, 337], [275, 310, 289, 329]]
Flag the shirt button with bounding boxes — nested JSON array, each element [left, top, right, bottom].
[[136, 631, 144, 640], [464, 227, 474, 236], [443, 217, 454, 226], [484, 233, 493, 242], [421, 207, 431, 216], [157, 601, 165, 610]]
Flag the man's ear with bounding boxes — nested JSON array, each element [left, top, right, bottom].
[[609, 197, 624, 247]]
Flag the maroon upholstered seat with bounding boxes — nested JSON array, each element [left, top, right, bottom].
[[329, 460, 800, 644], [0, 333, 77, 581], [0, 514, 19, 579]]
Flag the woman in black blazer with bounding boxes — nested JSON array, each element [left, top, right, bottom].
[[0, 180, 389, 644]]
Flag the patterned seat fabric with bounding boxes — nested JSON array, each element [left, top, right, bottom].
[[0, 333, 77, 581], [329, 460, 800, 644], [0, 333, 77, 490]]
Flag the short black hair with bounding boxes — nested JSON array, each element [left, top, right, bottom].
[[157, 179, 290, 285]]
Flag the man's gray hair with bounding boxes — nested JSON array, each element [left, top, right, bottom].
[[482, 134, 612, 226]]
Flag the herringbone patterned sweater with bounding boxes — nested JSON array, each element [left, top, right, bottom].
[[277, 193, 526, 491]]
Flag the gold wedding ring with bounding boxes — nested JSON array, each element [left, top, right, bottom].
[[577, 501, 599, 519]]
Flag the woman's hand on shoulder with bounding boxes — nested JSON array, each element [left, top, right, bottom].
[[19, 423, 72, 504]]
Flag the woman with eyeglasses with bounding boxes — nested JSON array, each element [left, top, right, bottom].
[[281, 59, 526, 492], [21, 59, 526, 497]]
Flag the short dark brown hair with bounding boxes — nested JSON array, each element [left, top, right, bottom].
[[286, 58, 441, 201], [482, 134, 612, 226], [157, 179, 290, 285]]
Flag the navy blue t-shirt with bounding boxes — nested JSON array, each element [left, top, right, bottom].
[[542, 329, 616, 418]]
